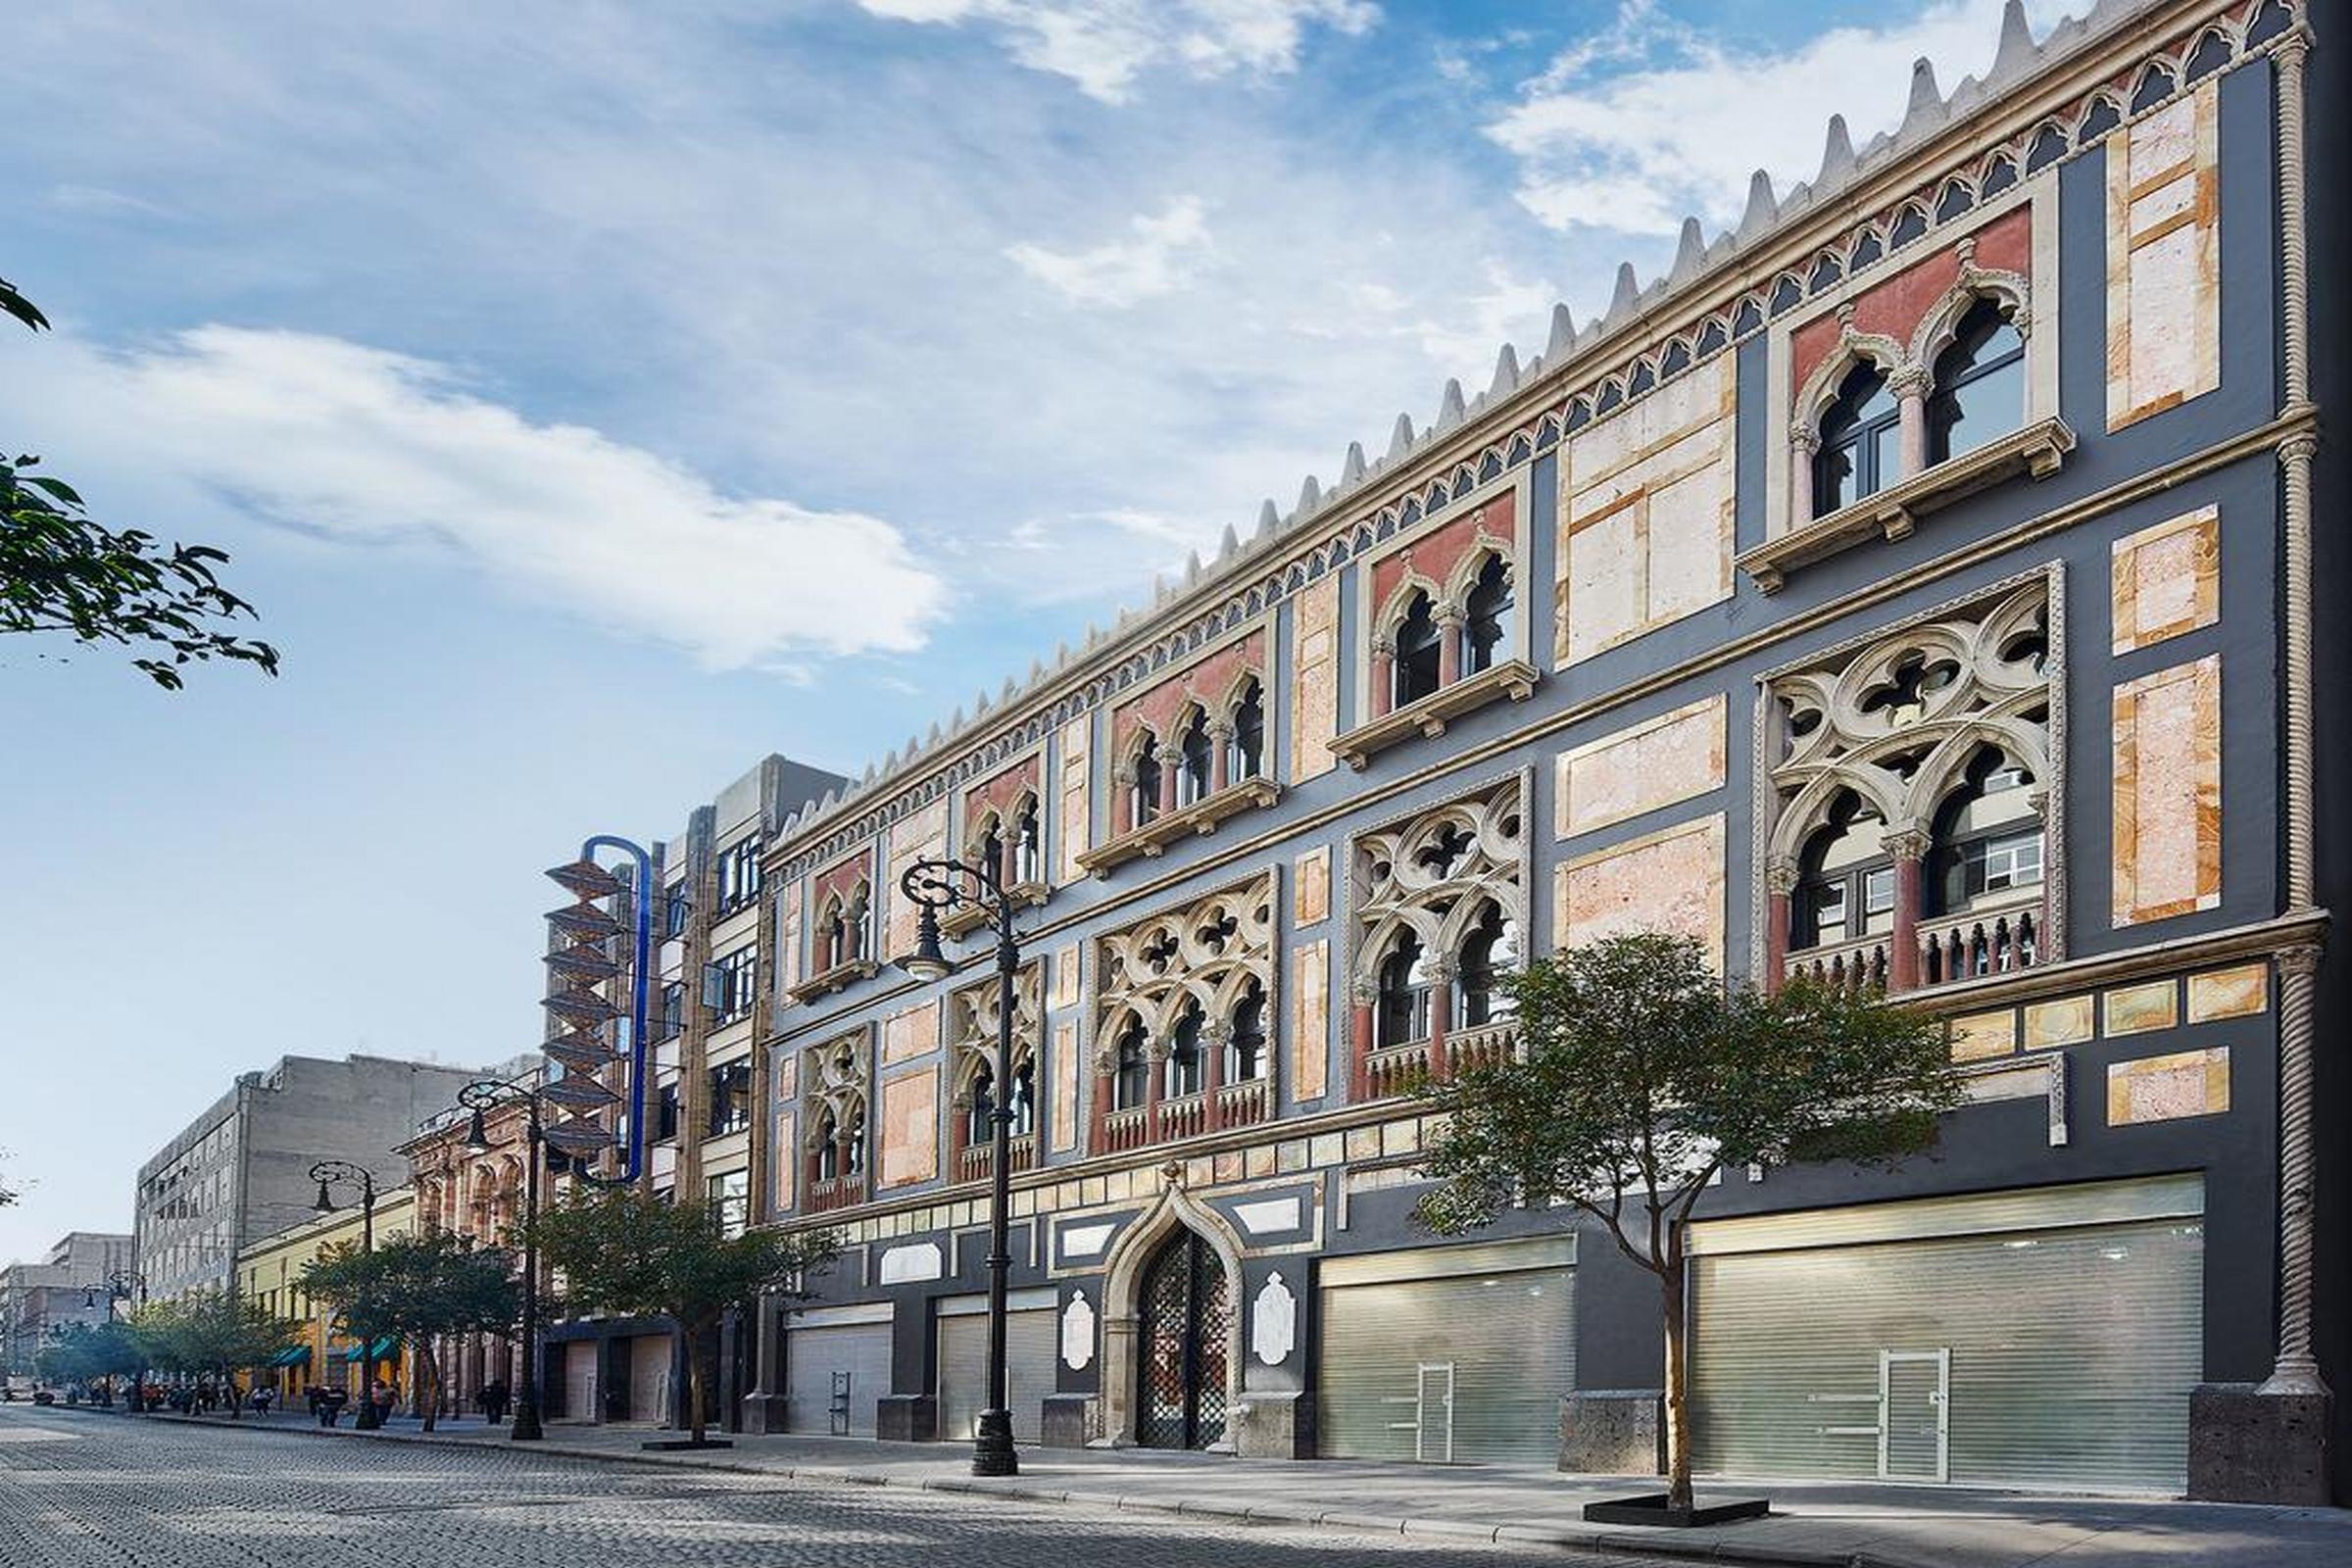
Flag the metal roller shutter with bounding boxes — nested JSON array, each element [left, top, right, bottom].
[[937, 1294, 1057, 1444], [1690, 1176, 2204, 1493], [559, 1342, 597, 1422], [785, 1321, 893, 1436], [626, 1334, 670, 1424], [1318, 1240, 1576, 1464]]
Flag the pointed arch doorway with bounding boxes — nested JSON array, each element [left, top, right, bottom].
[[1136, 1229, 1232, 1449]]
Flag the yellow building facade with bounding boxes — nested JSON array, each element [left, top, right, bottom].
[[234, 1187, 416, 1400]]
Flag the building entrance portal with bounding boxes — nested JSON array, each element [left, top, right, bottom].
[[1137, 1229, 1230, 1450]]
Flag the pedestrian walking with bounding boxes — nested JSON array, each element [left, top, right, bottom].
[[251, 1386, 274, 1417], [478, 1378, 509, 1425], [317, 1386, 348, 1428], [370, 1380, 396, 1425]]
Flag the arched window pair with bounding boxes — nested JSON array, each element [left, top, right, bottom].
[[1812, 298, 2024, 515], [974, 799, 1044, 886], [962, 1057, 1037, 1146], [812, 1102, 868, 1183], [1392, 555, 1514, 710], [1134, 679, 1267, 825], [1373, 902, 1519, 1050], [1108, 983, 1268, 1110], [821, 887, 871, 969]]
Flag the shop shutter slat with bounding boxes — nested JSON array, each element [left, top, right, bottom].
[[937, 1308, 1057, 1444], [1690, 1209, 2202, 1493], [1319, 1266, 1574, 1464]]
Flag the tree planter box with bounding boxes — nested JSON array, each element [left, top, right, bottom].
[[1582, 1494, 1770, 1528], [641, 1438, 734, 1450]]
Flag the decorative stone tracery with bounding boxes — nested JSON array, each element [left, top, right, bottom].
[[1091, 871, 1277, 1151], [947, 962, 1044, 1181], [1761, 573, 2061, 993], [800, 1030, 870, 1210]]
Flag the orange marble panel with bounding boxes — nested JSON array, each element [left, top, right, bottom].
[[1290, 574, 1340, 780], [2186, 963, 2268, 1023], [879, 1066, 940, 1188], [1056, 715, 1091, 885], [1294, 846, 1331, 926], [1052, 1020, 1079, 1153], [2106, 1047, 2230, 1126], [882, 1002, 938, 1064], [2106, 82, 2220, 430], [1291, 939, 1330, 1102], [2112, 655, 2222, 925], [1555, 695, 1726, 839], [1554, 814, 1726, 973], [2111, 507, 2219, 654]]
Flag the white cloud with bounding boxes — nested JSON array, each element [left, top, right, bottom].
[[1007, 195, 1217, 307], [3, 326, 949, 669], [1489, 0, 2077, 236], [858, 0, 1379, 102]]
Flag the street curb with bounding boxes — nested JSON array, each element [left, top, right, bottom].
[[79, 1410, 1934, 1568]]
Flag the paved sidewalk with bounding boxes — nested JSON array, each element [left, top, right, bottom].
[[62, 1404, 2352, 1568]]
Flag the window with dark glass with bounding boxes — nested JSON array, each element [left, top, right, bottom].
[[814, 1110, 841, 1181], [710, 945, 759, 1023], [706, 1059, 753, 1136], [840, 890, 870, 962], [1461, 555, 1514, 675], [1813, 361, 1903, 514], [663, 885, 690, 939], [1927, 298, 2025, 464], [1165, 1002, 1205, 1098], [1394, 592, 1442, 708], [1131, 737, 1163, 825], [974, 818, 1004, 880], [1793, 792, 1895, 950], [1227, 680, 1266, 783], [655, 1079, 682, 1142], [1228, 981, 1267, 1081], [715, 836, 763, 915], [1013, 799, 1043, 883], [845, 1104, 867, 1176], [1113, 1016, 1151, 1109], [1931, 747, 2044, 914], [1008, 1058, 1036, 1138], [1453, 902, 1522, 1026], [1376, 931, 1434, 1049], [658, 980, 685, 1041], [965, 1061, 996, 1148], [1175, 708, 1214, 807], [707, 1170, 749, 1238]]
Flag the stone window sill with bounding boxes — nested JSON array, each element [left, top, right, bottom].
[[1076, 779, 1282, 876], [784, 957, 879, 1004], [1330, 660, 1541, 770], [1739, 416, 2075, 594]]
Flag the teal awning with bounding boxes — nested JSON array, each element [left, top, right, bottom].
[[341, 1337, 398, 1362], [267, 1346, 310, 1368]]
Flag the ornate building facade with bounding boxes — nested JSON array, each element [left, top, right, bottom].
[[551, 0, 2348, 1500]]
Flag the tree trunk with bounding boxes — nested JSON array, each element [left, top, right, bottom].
[[1660, 1252, 1693, 1513], [419, 1341, 441, 1433], [684, 1323, 708, 1446]]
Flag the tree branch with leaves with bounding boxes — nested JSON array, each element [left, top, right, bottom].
[[526, 1190, 837, 1446], [302, 1232, 521, 1431], [1414, 933, 1957, 1512], [2, 273, 278, 688]]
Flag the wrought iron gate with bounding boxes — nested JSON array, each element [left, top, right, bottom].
[[1138, 1231, 1231, 1449]]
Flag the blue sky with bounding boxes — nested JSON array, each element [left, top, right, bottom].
[[0, 0, 2073, 1260]]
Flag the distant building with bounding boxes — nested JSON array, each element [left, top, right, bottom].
[[234, 1186, 417, 1401], [133, 1054, 494, 1300], [0, 1232, 135, 1375]]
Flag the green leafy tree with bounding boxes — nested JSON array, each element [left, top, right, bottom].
[[126, 1289, 298, 1414], [2, 273, 278, 689], [302, 1232, 521, 1431], [1414, 933, 1958, 1513], [526, 1190, 837, 1446], [35, 1319, 143, 1401]]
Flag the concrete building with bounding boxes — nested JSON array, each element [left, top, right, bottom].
[[519, 0, 2347, 1504], [134, 1054, 493, 1300], [0, 1232, 135, 1376]]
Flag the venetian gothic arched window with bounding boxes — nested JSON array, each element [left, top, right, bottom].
[[1130, 735, 1163, 825], [1165, 1000, 1206, 1099], [1227, 979, 1268, 1082], [1461, 553, 1515, 676], [1813, 360, 1902, 514], [1452, 899, 1521, 1027], [1927, 297, 2026, 464], [1092, 872, 1277, 1146], [1175, 707, 1214, 808], [1111, 1014, 1151, 1110], [1226, 679, 1265, 784], [1011, 797, 1043, 884], [1375, 931, 1434, 1048], [949, 962, 1042, 1165], [1393, 591, 1443, 708]]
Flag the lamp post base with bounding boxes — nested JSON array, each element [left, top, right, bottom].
[[971, 1408, 1019, 1477], [511, 1400, 544, 1443]]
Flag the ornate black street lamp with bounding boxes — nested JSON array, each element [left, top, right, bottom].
[[460, 1077, 558, 1443], [73, 1270, 144, 1407], [310, 1159, 385, 1426], [896, 854, 1025, 1477]]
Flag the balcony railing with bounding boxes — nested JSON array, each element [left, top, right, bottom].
[[1157, 1090, 1210, 1143], [1446, 1020, 1522, 1073], [1362, 1020, 1523, 1101], [806, 1174, 866, 1213], [1101, 1104, 1150, 1153], [1216, 1076, 1272, 1131], [956, 1133, 1037, 1185], [1782, 890, 2046, 994]]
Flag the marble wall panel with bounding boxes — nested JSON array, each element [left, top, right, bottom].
[[1553, 813, 1726, 973], [2112, 655, 2222, 925], [1052, 1020, 1080, 1153], [2106, 81, 2221, 430], [1294, 846, 1331, 926], [1948, 1009, 2018, 1063], [883, 1002, 939, 1064], [1056, 715, 1091, 885], [879, 1065, 940, 1188], [1291, 939, 1329, 1102], [2111, 506, 2220, 655], [2187, 962, 2268, 1023], [2102, 979, 2180, 1037], [1291, 574, 1340, 782], [2107, 1047, 2230, 1126], [776, 882, 803, 996], [2023, 995, 2095, 1051], [1555, 695, 1727, 840], [1051, 943, 1081, 1009], [886, 797, 951, 959], [772, 1107, 795, 1212]]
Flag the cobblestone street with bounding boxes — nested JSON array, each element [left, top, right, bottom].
[[0, 1406, 1604, 1568]]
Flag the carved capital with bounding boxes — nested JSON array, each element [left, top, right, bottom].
[[2280, 433, 2321, 466], [1888, 365, 1932, 398], [1206, 720, 1234, 742], [1764, 856, 1800, 896], [1880, 827, 1932, 861], [1434, 608, 1466, 629], [2278, 946, 2323, 979], [1143, 1036, 1172, 1063], [1091, 1048, 1120, 1077], [1348, 975, 1382, 1008], [1788, 420, 1820, 453], [1371, 635, 1396, 658]]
